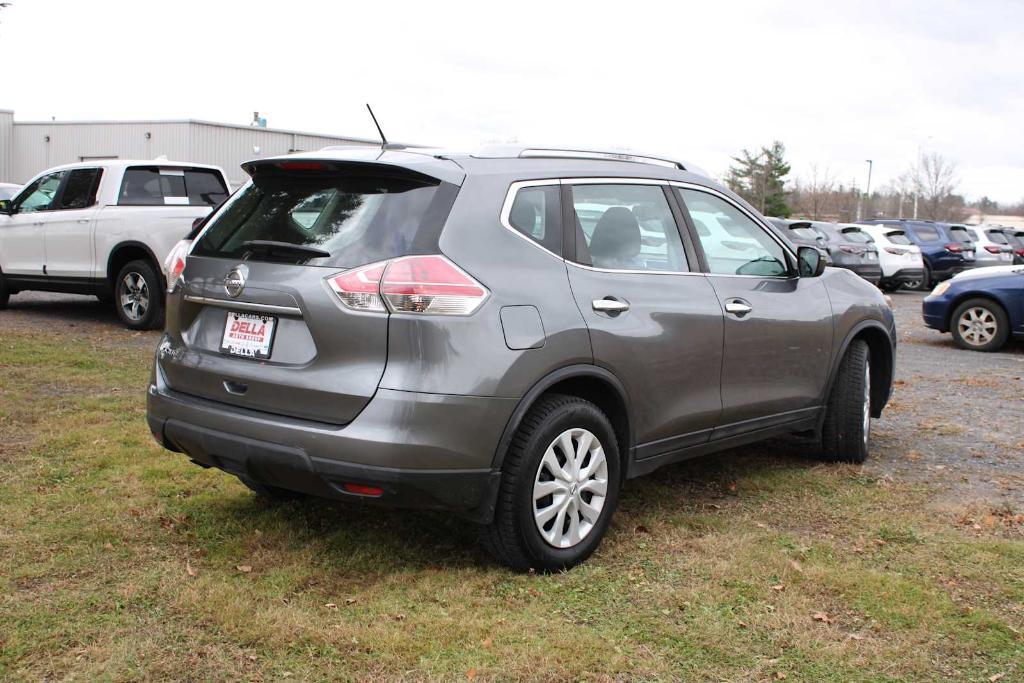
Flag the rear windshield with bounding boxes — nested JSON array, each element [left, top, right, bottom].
[[986, 230, 1009, 244], [947, 226, 972, 242], [885, 231, 912, 245], [841, 229, 872, 243], [191, 174, 444, 267], [788, 226, 819, 240], [1004, 232, 1024, 247], [119, 166, 229, 207]]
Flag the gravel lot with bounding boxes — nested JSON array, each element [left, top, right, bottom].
[[3, 287, 1023, 504]]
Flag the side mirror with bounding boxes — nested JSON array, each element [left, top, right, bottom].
[[0, 199, 10, 214], [798, 246, 826, 277]]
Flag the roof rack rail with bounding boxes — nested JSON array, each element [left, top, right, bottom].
[[517, 147, 686, 170]]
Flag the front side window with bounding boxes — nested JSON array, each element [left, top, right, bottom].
[[56, 168, 103, 210], [677, 188, 789, 277], [507, 184, 561, 254], [570, 184, 687, 272], [13, 172, 64, 213]]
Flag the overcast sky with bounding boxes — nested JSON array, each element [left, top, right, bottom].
[[2, 0, 1022, 202]]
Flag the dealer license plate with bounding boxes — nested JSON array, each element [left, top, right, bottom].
[[220, 312, 277, 359]]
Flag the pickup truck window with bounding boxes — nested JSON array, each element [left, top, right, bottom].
[[56, 168, 103, 210], [119, 167, 228, 207], [13, 172, 64, 213]]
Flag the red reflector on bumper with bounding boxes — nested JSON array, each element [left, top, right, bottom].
[[342, 483, 384, 497]]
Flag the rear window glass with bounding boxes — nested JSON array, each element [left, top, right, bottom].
[[912, 225, 941, 241], [191, 174, 444, 267], [947, 227, 972, 242], [1003, 232, 1024, 247], [986, 230, 1009, 244], [885, 231, 912, 245], [507, 185, 561, 254], [119, 167, 227, 206], [841, 229, 872, 243], [789, 226, 819, 240]]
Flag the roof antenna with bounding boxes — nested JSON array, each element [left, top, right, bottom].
[[366, 104, 388, 150]]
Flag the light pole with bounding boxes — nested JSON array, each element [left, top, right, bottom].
[[864, 159, 873, 219]]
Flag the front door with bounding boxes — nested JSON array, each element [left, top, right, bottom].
[[0, 171, 64, 277], [563, 181, 724, 457], [675, 187, 833, 434], [43, 168, 103, 279]]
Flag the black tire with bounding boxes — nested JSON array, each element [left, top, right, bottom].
[[820, 340, 871, 463], [949, 298, 1010, 352], [879, 281, 898, 293], [95, 292, 113, 304], [237, 476, 303, 501], [481, 394, 621, 572], [0, 270, 9, 309], [114, 259, 164, 330], [917, 264, 932, 291]]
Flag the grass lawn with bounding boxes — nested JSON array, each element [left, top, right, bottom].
[[1, 330, 1022, 681]]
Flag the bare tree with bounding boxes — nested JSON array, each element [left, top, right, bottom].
[[907, 152, 959, 220], [793, 164, 836, 220]]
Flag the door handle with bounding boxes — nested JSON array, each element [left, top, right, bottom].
[[724, 299, 752, 317], [592, 298, 630, 314], [32, 221, 44, 226], [77, 219, 90, 224]]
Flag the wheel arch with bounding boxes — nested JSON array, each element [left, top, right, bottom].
[[492, 365, 632, 475], [106, 241, 164, 290], [821, 320, 895, 421]]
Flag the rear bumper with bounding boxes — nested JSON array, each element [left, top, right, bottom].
[[886, 267, 925, 284], [846, 264, 882, 283], [146, 364, 516, 521]]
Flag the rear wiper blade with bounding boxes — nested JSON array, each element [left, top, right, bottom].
[[240, 240, 331, 261]]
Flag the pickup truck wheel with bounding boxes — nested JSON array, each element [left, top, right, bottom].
[[481, 394, 621, 572], [820, 340, 871, 463], [950, 298, 1009, 352], [114, 260, 164, 330]]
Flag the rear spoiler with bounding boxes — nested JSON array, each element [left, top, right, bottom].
[[242, 153, 464, 186]]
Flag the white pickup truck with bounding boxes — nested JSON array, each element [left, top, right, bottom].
[[0, 160, 229, 329]]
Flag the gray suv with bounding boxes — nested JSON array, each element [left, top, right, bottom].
[[147, 146, 896, 571]]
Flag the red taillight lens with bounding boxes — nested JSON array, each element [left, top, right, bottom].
[[164, 240, 190, 292], [278, 161, 327, 171], [838, 244, 862, 254], [342, 483, 384, 497], [984, 245, 1002, 254], [326, 261, 388, 311], [944, 242, 964, 253], [326, 255, 488, 316], [884, 247, 908, 255]]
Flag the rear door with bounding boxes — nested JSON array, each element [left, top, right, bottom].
[[675, 186, 833, 433], [562, 180, 724, 455], [43, 167, 103, 279], [160, 164, 457, 425]]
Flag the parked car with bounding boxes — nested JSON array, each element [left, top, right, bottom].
[[0, 182, 21, 201], [948, 224, 1011, 269], [923, 270, 1024, 351], [858, 219, 975, 289], [0, 160, 230, 329], [808, 221, 882, 284], [1001, 228, 1024, 264], [952, 264, 1023, 280], [767, 218, 832, 264], [146, 145, 896, 571], [853, 223, 926, 291]]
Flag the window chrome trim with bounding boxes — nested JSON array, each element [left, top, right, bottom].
[[565, 259, 703, 277], [183, 295, 302, 317], [498, 179, 564, 260]]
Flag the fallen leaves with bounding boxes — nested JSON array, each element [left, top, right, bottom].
[[186, 559, 197, 577], [812, 612, 833, 625], [236, 565, 252, 573]]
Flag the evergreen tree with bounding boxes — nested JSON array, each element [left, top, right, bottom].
[[726, 140, 791, 217]]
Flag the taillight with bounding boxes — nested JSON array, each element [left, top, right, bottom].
[[944, 242, 964, 253], [884, 247, 908, 255], [838, 244, 863, 254], [326, 261, 388, 312], [984, 246, 1002, 254], [326, 255, 488, 316], [164, 240, 190, 292]]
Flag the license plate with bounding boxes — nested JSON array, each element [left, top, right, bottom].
[[220, 312, 277, 359]]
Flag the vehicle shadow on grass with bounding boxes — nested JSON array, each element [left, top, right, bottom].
[[181, 437, 822, 574], [5, 292, 123, 327]]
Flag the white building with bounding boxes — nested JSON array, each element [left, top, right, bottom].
[[0, 109, 380, 189]]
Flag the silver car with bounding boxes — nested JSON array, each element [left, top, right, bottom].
[[146, 146, 896, 571]]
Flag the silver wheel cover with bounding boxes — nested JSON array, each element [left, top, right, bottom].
[[119, 271, 150, 321], [862, 358, 871, 446], [532, 428, 609, 549], [957, 306, 997, 346]]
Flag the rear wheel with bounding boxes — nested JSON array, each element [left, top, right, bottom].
[[114, 259, 164, 330], [481, 394, 621, 572], [950, 298, 1009, 352], [820, 340, 871, 463], [916, 264, 932, 291]]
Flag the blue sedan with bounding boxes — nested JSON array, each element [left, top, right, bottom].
[[922, 271, 1024, 351]]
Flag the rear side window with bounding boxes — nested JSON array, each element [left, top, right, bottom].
[[191, 173, 447, 268], [570, 184, 688, 272], [885, 231, 912, 245], [912, 226, 940, 241], [507, 185, 561, 254], [119, 167, 227, 206], [56, 168, 103, 210]]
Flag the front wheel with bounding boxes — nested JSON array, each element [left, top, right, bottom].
[[820, 340, 871, 463], [950, 298, 1009, 352], [0, 270, 9, 309], [481, 394, 621, 572], [114, 260, 164, 330]]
